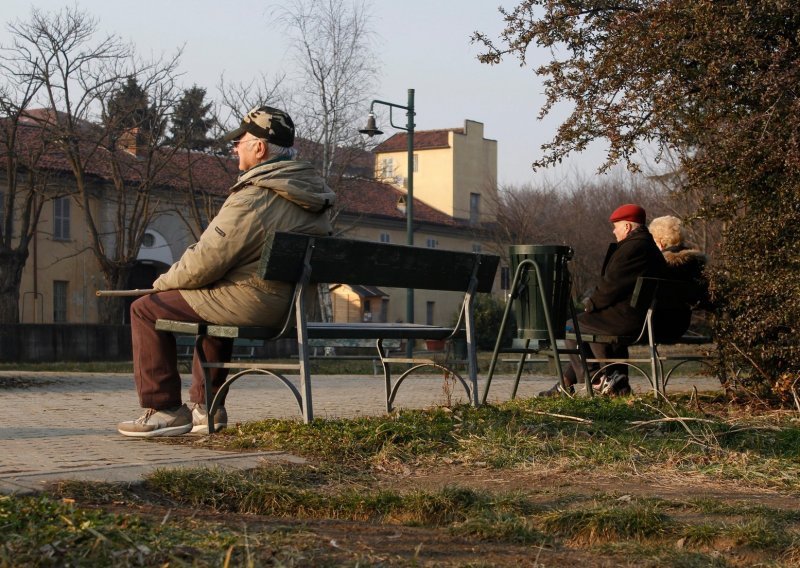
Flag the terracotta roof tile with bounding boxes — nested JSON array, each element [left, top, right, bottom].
[[335, 177, 463, 228], [2, 113, 468, 229], [373, 128, 463, 153]]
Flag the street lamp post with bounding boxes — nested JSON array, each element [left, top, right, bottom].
[[360, 89, 415, 355]]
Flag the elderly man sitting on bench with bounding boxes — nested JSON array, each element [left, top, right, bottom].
[[117, 105, 335, 438], [539, 204, 667, 397]]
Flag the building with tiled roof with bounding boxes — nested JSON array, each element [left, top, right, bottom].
[[3, 110, 500, 328], [370, 120, 497, 225]]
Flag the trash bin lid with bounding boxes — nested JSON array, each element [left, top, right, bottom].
[[509, 244, 573, 257]]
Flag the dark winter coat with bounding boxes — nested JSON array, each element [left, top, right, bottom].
[[653, 245, 709, 341], [580, 226, 667, 336]]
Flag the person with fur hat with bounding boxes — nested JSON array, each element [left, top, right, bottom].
[[118, 105, 336, 438], [540, 203, 667, 397], [648, 215, 709, 340]]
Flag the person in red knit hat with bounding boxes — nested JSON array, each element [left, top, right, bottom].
[[540, 203, 667, 397]]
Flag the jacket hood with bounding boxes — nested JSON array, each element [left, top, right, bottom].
[[230, 159, 336, 213], [663, 245, 706, 268]]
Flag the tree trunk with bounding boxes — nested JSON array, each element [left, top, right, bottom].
[[0, 249, 29, 323], [96, 266, 131, 325]]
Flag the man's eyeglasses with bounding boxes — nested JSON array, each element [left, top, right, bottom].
[[231, 137, 261, 150]]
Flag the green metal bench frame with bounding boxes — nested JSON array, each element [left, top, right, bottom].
[[567, 277, 714, 396], [156, 231, 499, 429]]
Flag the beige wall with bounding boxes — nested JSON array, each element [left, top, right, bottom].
[[451, 121, 498, 223], [331, 286, 363, 323], [15, 191, 101, 324], [13, 181, 203, 324], [374, 120, 497, 223]]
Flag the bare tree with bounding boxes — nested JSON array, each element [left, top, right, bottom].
[[0, 100, 51, 323], [0, 14, 70, 323], [8, 6, 184, 323], [277, 0, 377, 184], [489, 173, 667, 298]]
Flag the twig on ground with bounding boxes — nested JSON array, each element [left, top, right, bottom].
[[629, 417, 717, 428], [640, 401, 720, 449], [531, 411, 593, 424]]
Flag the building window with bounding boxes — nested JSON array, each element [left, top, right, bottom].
[[53, 280, 68, 322], [425, 238, 438, 249], [142, 232, 156, 248], [379, 232, 391, 243], [501, 266, 510, 290], [426, 301, 435, 326], [362, 299, 372, 322], [53, 196, 71, 240], [413, 154, 419, 173], [380, 158, 394, 178], [469, 193, 480, 225], [472, 243, 482, 253]]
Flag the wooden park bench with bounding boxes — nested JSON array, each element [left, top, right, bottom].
[[155, 231, 499, 430]]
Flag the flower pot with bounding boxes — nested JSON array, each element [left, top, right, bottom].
[[425, 339, 446, 351]]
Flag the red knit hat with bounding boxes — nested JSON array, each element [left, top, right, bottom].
[[609, 203, 646, 224]]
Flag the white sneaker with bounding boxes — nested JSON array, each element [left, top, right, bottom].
[[117, 405, 192, 438], [191, 403, 228, 433]]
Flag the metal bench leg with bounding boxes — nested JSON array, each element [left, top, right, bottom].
[[378, 339, 393, 413], [194, 335, 216, 434]]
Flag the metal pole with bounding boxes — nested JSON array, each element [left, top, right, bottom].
[[405, 88, 415, 357]]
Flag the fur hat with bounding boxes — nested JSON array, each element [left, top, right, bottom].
[[609, 203, 646, 224], [649, 215, 685, 248]]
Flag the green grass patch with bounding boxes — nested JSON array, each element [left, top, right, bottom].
[[539, 501, 672, 543], [0, 494, 237, 566], [200, 395, 800, 492], [144, 464, 536, 528]]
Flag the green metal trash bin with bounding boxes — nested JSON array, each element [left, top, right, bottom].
[[509, 244, 573, 340]]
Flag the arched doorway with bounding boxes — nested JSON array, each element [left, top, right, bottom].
[[123, 229, 174, 323]]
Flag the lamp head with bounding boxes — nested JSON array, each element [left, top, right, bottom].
[[358, 112, 383, 137]]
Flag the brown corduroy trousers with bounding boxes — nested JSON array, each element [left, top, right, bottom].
[[130, 291, 233, 410]]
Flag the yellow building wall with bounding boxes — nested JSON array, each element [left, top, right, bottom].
[[374, 120, 497, 223], [331, 287, 363, 323], [17, 194, 102, 324], [376, 147, 455, 217], [13, 184, 202, 324]]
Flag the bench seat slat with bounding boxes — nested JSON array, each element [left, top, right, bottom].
[[200, 322, 456, 341]]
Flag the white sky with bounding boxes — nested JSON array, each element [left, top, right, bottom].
[[1, 0, 613, 188]]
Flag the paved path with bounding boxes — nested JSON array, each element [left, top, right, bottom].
[[0, 370, 721, 494]]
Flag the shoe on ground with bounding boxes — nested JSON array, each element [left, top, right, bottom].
[[600, 372, 632, 396], [117, 404, 192, 438], [591, 372, 609, 390], [191, 402, 228, 433], [538, 381, 575, 398]]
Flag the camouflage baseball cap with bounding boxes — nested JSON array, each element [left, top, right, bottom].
[[222, 105, 295, 147]]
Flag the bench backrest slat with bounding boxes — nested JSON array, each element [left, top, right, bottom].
[[259, 232, 499, 293], [631, 277, 691, 311]]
